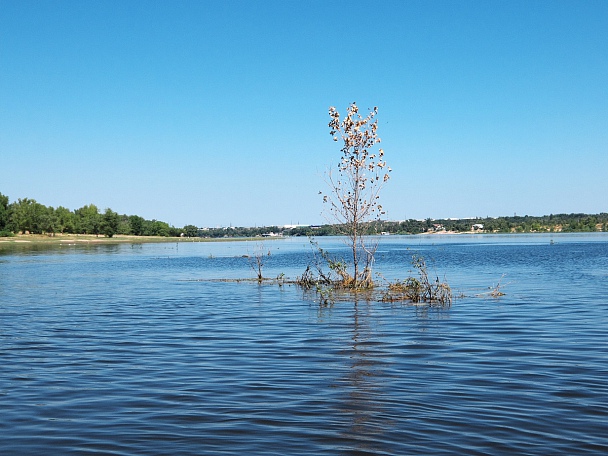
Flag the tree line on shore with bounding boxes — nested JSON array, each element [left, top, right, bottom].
[[1, 191, 606, 239], [0, 192, 184, 238], [362, 213, 608, 235], [195, 213, 608, 237]]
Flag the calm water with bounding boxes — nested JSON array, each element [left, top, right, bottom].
[[1, 234, 607, 455]]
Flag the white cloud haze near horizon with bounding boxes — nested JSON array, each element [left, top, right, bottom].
[[1, 1, 607, 227]]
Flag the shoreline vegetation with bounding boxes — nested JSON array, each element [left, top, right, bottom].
[[0, 233, 261, 247], [1, 192, 606, 243]]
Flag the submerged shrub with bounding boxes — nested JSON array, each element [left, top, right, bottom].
[[382, 255, 452, 306], [296, 240, 452, 306], [296, 238, 376, 291]]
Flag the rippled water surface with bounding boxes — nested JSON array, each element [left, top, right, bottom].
[[1, 234, 607, 455]]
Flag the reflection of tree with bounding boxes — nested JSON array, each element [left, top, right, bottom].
[[413, 304, 451, 326], [335, 300, 394, 454]]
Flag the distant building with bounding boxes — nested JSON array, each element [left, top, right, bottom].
[[281, 224, 310, 229], [472, 223, 484, 230]]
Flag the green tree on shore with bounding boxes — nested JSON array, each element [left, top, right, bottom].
[[0, 191, 195, 238], [55, 206, 75, 234], [75, 204, 101, 235], [145, 220, 171, 237], [129, 215, 145, 236], [39, 205, 58, 235], [101, 208, 120, 238], [183, 224, 198, 237], [0, 192, 9, 233], [9, 198, 35, 234]]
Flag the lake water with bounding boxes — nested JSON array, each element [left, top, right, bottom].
[[1, 234, 607, 455]]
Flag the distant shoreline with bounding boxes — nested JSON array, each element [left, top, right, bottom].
[[0, 233, 260, 247], [2, 230, 606, 249]]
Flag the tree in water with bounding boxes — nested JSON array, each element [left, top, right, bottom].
[[323, 102, 391, 288]]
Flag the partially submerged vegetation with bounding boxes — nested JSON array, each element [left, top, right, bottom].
[[294, 242, 452, 306], [381, 255, 452, 305], [293, 102, 452, 306], [245, 243, 271, 283], [214, 103, 456, 307]]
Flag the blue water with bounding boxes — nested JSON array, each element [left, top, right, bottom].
[[1, 234, 607, 455]]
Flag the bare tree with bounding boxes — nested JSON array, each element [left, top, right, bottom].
[[248, 242, 269, 282], [323, 102, 391, 288]]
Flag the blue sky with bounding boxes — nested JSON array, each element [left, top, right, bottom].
[[1, 1, 607, 227]]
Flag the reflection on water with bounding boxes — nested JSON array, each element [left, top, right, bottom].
[[1, 233, 607, 455], [338, 301, 389, 454]]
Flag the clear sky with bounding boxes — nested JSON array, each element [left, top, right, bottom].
[[1, 0, 607, 228]]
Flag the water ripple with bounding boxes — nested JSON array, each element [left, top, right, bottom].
[[1, 235, 607, 454]]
